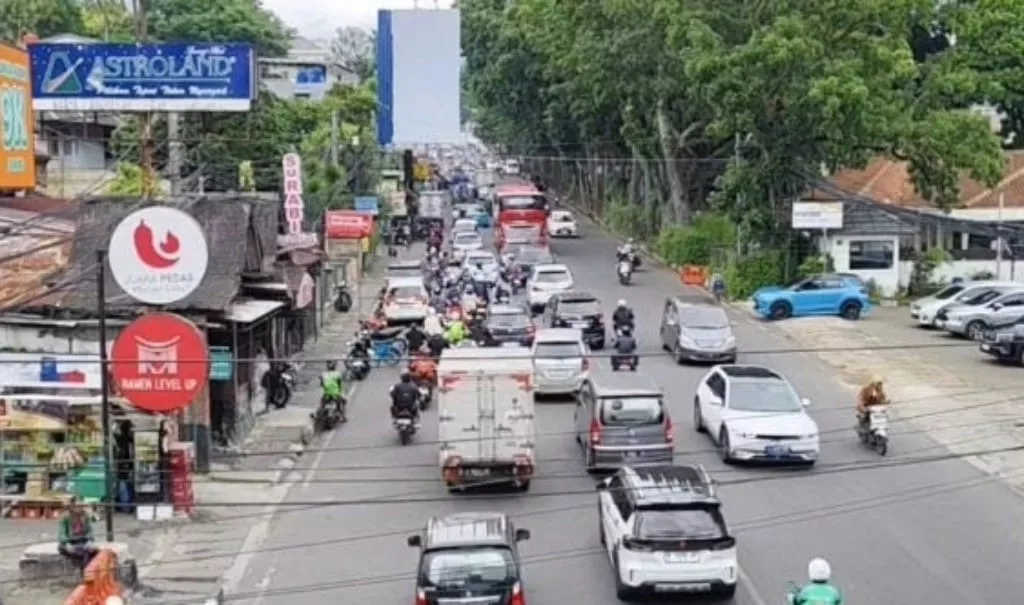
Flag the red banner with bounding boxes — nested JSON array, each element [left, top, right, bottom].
[[324, 210, 373, 239]]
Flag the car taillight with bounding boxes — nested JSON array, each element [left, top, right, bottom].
[[526, 324, 536, 334], [622, 537, 653, 552], [415, 588, 428, 605], [444, 455, 462, 468], [589, 419, 601, 444], [510, 582, 526, 605], [595, 312, 602, 320], [665, 416, 674, 443], [581, 357, 589, 371]]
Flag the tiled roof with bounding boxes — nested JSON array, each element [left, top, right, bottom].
[[0, 206, 77, 310], [826, 152, 1024, 209]]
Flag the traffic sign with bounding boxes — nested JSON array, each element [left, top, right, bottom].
[[354, 196, 380, 215], [108, 206, 209, 305], [111, 313, 209, 414]]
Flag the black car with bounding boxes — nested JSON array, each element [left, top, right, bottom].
[[407, 513, 530, 605], [485, 304, 535, 346], [543, 291, 606, 349]]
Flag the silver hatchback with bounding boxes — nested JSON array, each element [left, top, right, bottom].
[[660, 299, 736, 363]]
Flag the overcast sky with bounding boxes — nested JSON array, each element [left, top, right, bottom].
[[262, 0, 456, 39]]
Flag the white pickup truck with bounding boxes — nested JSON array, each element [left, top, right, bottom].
[[437, 347, 536, 492]]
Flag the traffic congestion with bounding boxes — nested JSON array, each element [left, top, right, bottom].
[[234, 157, 1024, 605]]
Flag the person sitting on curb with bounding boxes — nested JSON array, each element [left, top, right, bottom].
[[58, 497, 98, 571]]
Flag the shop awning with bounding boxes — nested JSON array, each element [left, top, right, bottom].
[[222, 300, 286, 323]]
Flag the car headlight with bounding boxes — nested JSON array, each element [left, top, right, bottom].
[[725, 336, 736, 346], [733, 430, 756, 439]]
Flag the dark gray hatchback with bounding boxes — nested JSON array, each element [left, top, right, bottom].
[[574, 372, 674, 471], [408, 512, 530, 605], [485, 304, 535, 346]]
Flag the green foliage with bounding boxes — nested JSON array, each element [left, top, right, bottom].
[[0, 0, 82, 42], [603, 201, 644, 239], [908, 247, 952, 295], [81, 0, 133, 41], [654, 213, 735, 267], [147, 0, 291, 57], [797, 254, 836, 278], [723, 250, 787, 300], [106, 162, 164, 196]]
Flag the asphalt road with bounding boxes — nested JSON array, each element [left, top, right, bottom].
[[226, 220, 1024, 605]]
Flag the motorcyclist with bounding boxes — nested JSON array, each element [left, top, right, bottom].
[[617, 238, 636, 261], [405, 323, 427, 354], [409, 353, 437, 386], [427, 331, 447, 359], [390, 371, 421, 421], [493, 279, 511, 303], [423, 307, 445, 337], [445, 317, 468, 345], [461, 284, 479, 314], [857, 376, 888, 428], [612, 299, 635, 333], [791, 558, 843, 605], [319, 361, 346, 417], [612, 325, 638, 369]]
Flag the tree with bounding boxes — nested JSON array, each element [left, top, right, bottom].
[[80, 0, 134, 41], [0, 0, 83, 42], [147, 0, 292, 57], [330, 26, 374, 81]]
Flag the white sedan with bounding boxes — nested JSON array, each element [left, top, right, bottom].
[[463, 251, 501, 283], [526, 264, 575, 311], [547, 210, 579, 237], [693, 365, 819, 464], [451, 231, 484, 258]]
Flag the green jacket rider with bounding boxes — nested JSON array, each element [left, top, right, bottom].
[[320, 361, 345, 404], [445, 319, 467, 344], [793, 558, 843, 605]]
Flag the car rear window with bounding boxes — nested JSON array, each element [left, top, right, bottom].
[[535, 270, 570, 283], [389, 286, 423, 300], [489, 311, 529, 326], [634, 508, 728, 540], [534, 342, 582, 358], [679, 307, 728, 328], [600, 397, 664, 425], [559, 299, 600, 316], [420, 547, 515, 588], [455, 233, 480, 244]]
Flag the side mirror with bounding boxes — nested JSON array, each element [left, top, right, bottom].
[[515, 528, 531, 542], [801, 398, 811, 407], [407, 535, 422, 547]]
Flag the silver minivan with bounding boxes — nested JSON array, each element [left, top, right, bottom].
[[660, 298, 737, 363], [531, 328, 588, 396], [574, 372, 673, 471]]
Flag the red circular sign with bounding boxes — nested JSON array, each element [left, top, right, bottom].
[[111, 313, 209, 414]]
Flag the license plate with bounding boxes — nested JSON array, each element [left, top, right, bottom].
[[571, 322, 588, 328], [463, 468, 490, 477], [502, 342, 520, 347], [655, 582, 709, 592], [765, 444, 790, 457], [664, 551, 700, 563]]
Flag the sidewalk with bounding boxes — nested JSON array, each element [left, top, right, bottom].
[[0, 268, 388, 605], [736, 303, 1024, 493]]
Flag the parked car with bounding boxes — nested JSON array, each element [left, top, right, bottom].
[[531, 328, 588, 396], [979, 317, 1024, 364], [543, 290, 606, 349], [693, 365, 819, 464], [936, 288, 1024, 339], [752, 274, 869, 320], [659, 298, 736, 363], [547, 210, 579, 237], [574, 372, 672, 470], [596, 465, 737, 599], [406, 513, 530, 605], [911, 281, 1007, 327]]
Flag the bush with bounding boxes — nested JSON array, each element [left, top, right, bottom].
[[654, 213, 735, 267], [907, 247, 951, 296], [603, 200, 644, 239], [723, 250, 786, 300], [796, 253, 835, 278]]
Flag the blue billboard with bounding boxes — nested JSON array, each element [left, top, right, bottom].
[[354, 196, 380, 214], [29, 43, 256, 111]]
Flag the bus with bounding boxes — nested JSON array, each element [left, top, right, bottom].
[[494, 184, 549, 247]]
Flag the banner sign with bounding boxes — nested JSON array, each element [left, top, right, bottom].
[[0, 43, 36, 190], [29, 42, 256, 111], [325, 210, 373, 240], [354, 196, 380, 215], [282, 153, 304, 234]]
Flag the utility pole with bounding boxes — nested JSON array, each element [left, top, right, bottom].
[[996, 192, 1005, 278], [134, 0, 156, 199], [96, 250, 115, 541], [330, 111, 340, 167], [167, 113, 183, 195]]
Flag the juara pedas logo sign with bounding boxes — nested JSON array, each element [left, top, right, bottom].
[[0, 43, 35, 190]]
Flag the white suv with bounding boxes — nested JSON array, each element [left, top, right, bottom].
[[598, 464, 737, 599], [527, 263, 574, 311]]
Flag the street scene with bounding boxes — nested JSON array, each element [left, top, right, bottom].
[[2, 0, 1024, 604]]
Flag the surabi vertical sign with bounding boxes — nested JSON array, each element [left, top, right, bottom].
[[282, 153, 304, 234], [108, 206, 210, 305]]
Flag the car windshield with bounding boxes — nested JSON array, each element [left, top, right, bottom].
[[489, 310, 529, 326], [552, 213, 573, 222], [559, 299, 600, 316], [728, 381, 803, 413], [680, 307, 729, 329], [535, 270, 570, 283], [600, 397, 664, 425], [468, 256, 497, 267], [455, 233, 480, 245], [960, 289, 1003, 305], [634, 508, 728, 540], [931, 285, 965, 300], [420, 547, 516, 589], [534, 342, 582, 358]]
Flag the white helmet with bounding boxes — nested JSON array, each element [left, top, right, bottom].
[[807, 558, 831, 582], [617, 299, 627, 307]]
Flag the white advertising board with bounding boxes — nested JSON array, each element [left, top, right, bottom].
[[792, 202, 843, 230]]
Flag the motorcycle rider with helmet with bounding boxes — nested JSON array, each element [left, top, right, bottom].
[[611, 325, 638, 370], [791, 558, 843, 604], [390, 371, 421, 421], [445, 316, 468, 345], [612, 299, 635, 334], [319, 361, 346, 419], [405, 322, 427, 354], [857, 376, 888, 430]]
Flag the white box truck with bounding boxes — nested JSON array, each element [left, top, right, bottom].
[[437, 347, 536, 492]]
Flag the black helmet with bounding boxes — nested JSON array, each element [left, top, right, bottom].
[[400, 371, 412, 383], [326, 360, 337, 371]]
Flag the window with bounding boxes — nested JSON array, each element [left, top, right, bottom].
[[932, 284, 966, 300], [608, 475, 632, 519], [634, 508, 729, 540], [558, 299, 600, 316], [680, 307, 728, 328], [849, 240, 895, 270], [599, 397, 664, 425], [294, 92, 311, 99], [728, 381, 803, 413], [420, 547, 515, 588], [534, 270, 570, 283], [534, 342, 582, 358], [994, 293, 1024, 307], [706, 374, 726, 399]]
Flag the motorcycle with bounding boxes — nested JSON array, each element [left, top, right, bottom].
[[856, 406, 890, 455], [265, 364, 295, 409], [610, 353, 638, 371], [617, 259, 632, 285], [345, 340, 371, 380], [394, 413, 418, 445], [417, 382, 433, 410], [312, 397, 345, 432], [334, 281, 353, 312]]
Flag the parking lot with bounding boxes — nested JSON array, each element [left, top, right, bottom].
[[735, 304, 1024, 492]]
